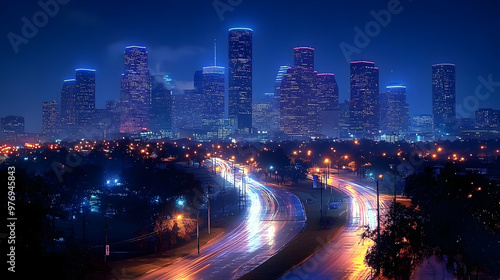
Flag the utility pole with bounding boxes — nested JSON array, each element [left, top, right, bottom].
[[197, 212, 200, 255], [233, 163, 236, 190], [223, 170, 226, 215], [104, 217, 108, 262], [82, 201, 86, 247], [207, 194, 210, 234], [394, 165, 397, 203], [320, 171, 324, 218]]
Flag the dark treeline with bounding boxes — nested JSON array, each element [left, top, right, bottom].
[[1, 143, 203, 279], [363, 163, 500, 280]]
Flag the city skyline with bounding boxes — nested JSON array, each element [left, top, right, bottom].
[[1, 0, 499, 132]]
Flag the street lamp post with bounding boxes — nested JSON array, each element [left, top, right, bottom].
[[206, 194, 210, 234], [324, 158, 330, 181], [223, 169, 226, 215], [196, 212, 200, 254], [320, 169, 324, 218], [376, 174, 383, 275]]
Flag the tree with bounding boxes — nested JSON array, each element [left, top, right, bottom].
[[362, 202, 430, 280], [401, 165, 500, 279]]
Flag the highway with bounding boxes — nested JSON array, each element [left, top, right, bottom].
[[280, 175, 392, 280], [137, 159, 306, 280]]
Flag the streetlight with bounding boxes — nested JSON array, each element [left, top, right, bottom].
[[177, 214, 200, 255], [324, 158, 330, 182], [376, 174, 383, 275]]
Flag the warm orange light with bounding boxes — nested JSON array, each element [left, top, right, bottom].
[[354, 140, 359, 145], [140, 149, 146, 153], [432, 154, 437, 159], [378, 174, 384, 179], [344, 155, 349, 160], [316, 168, 320, 173], [382, 152, 387, 157], [185, 154, 189, 158], [324, 158, 330, 164], [207, 153, 211, 157], [293, 151, 298, 155], [231, 155, 235, 160], [177, 215, 183, 220], [437, 147, 443, 152], [453, 154, 457, 158], [307, 150, 312, 156], [250, 158, 254, 162]]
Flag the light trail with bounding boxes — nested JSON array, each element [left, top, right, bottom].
[[137, 159, 305, 280]]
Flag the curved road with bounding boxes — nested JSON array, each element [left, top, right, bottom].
[[281, 175, 391, 280], [137, 159, 306, 280]]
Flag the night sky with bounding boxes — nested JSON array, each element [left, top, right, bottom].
[[1, 0, 499, 132]]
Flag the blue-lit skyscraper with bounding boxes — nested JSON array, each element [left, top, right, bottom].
[[349, 61, 379, 139], [60, 79, 76, 129], [228, 28, 253, 131], [380, 85, 409, 135], [432, 63, 456, 133], [75, 69, 96, 127], [274, 66, 290, 130], [120, 46, 150, 134]]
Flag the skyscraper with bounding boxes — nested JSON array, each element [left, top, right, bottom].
[[432, 63, 456, 133], [60, 79, 76, 129], [1, 116, 24, 143], [75, 69, 96, 127], [105, 100, 121, 136], [253, 93, 278, 132], [476, 108, 499, 128], [380, 85, 410, 135], [120, 46, 150, 134], [317, 73, 340, 138], [316, 73, 339, 111], [273, 66, 290, 131], [228, 28, 252, 131], [173, 89, 203, 130], [42, 100, 59, 136], [202, 66, 225, 131], [294, 47, 314, 70], [280, 47, 320, 138], [349, 61, 379, 139], [150, 75, 173, 133]]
